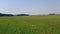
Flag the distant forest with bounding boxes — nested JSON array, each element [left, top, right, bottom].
[[0, 13, 57, 16], [0, 13, 29, 16]]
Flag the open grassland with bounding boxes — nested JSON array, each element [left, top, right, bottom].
[[0, 15, 60, 34]]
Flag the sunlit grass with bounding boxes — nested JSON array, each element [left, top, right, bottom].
[[0, 15, 60, 34]]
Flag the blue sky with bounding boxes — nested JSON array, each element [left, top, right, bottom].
[[0, 0, 60, 15]]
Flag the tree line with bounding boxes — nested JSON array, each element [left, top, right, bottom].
[[0, 13, 29, 16]]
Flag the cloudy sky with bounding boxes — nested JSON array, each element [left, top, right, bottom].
[[0, 0, 60, 15]]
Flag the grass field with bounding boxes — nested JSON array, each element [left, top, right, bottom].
[[0, 15, 60, 34]]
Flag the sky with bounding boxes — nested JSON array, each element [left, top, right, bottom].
[[0, 0, 60, 15]]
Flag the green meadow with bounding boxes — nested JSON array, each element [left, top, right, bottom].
[[0, 15, 60, 34]]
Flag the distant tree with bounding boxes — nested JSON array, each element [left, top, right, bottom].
[[17, 14, 29, 16], [49, 13, 55, 15], [0, 13, 14, 16]]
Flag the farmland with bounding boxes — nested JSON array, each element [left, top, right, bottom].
[[0, 15, 60, 34]]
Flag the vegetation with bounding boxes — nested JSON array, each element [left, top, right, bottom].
[[0, 13, 14, 16], [0, 15, 60, 34], [49, 13, 55, 15], [0, 13, 29, 16], [16, 14, 29, 16]]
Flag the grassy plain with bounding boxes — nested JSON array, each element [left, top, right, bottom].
[[0, 15, 60, 34]]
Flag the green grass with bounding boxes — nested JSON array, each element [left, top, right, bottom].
[[0, 15, 60, 34]]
